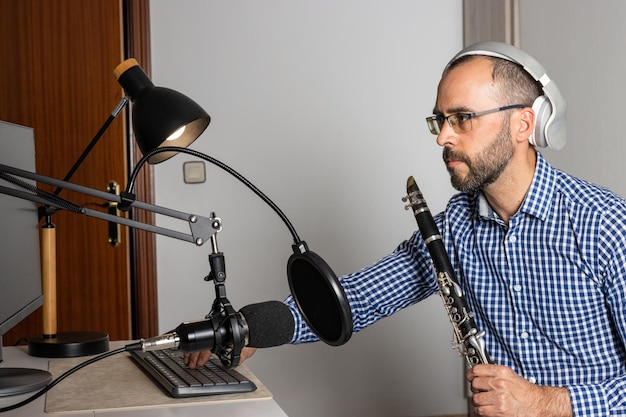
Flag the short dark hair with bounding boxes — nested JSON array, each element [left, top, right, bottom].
[[444, 55, 543, 107]]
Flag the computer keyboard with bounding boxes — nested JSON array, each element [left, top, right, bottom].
[[130, 348, 257, 398]]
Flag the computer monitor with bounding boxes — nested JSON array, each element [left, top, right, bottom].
[[0, 121, 52, 396]]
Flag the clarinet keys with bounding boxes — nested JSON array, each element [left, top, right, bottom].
[[403, 175, 494, 367]]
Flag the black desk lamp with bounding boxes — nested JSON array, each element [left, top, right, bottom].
[[28, 59, 210, 358]]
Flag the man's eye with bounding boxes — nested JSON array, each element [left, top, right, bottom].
[[458, 113, 471, 123]]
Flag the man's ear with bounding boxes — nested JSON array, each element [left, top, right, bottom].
[[516, 108, 535, 144]]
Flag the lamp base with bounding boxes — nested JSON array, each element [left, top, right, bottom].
[[27, 331, 109, 358]]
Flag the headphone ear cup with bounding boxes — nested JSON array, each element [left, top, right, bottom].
[[529, 95, 552, 147]]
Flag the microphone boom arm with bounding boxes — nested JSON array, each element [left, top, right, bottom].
[[0, 163, 217, 246]]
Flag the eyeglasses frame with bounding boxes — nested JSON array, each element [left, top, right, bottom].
[[426, 104, 527, 135]]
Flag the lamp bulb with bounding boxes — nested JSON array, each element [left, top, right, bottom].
[[166, 126, 186, 141]]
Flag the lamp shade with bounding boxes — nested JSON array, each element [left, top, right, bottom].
[[114, 59, 210, 164]]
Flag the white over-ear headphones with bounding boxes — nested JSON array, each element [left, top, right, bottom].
[[447, 41, 567, 150]]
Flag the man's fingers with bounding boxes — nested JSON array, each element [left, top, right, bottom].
[[240, 347, 257, 362], [184, 350, 213, 369], [184, 347, 257, 369]]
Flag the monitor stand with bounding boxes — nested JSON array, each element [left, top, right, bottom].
[[0, 339, 53, 398], [0, 368, 52, 397]]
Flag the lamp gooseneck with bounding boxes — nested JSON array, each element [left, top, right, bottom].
[[124, 146, 301, 244]]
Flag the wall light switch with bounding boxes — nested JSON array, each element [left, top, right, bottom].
[[183, 161, 206, 184]]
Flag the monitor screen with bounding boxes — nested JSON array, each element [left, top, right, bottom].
[[0, 121, 50, 396]]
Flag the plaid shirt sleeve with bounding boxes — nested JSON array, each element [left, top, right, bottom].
[[285, 229, 437, 344]]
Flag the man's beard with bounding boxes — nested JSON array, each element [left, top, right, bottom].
[[443, 119, 514, 193]]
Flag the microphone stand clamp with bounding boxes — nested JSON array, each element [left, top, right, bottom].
[[204, 213, 247, 368]]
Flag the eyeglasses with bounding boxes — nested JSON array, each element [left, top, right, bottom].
[[426, 104, 526, 135]]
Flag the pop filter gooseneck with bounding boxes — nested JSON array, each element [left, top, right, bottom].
[[287, 241, 352, 346], [127, 147, 353, 346]]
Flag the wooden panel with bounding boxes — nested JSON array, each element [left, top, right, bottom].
[[124, 0, 159, 339], [0, 0, 132, 342], [463, 0, 519, 47]]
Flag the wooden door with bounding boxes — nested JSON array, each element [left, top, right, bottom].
[[0, 0, 158, 343]]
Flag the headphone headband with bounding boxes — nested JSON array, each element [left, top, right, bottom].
[[448, 41, 567, 150]]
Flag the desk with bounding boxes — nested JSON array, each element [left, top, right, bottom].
[[0, 341, 288, 416]]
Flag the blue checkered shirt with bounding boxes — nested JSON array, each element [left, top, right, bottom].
[[286, 152, 626, 416]]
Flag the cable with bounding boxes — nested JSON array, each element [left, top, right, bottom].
[[0, 172, 82, 215]]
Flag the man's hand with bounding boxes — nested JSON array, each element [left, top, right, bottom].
[[184, 347, 258, 369], [467, 364, 572, 417]]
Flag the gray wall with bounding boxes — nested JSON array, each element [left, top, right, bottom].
[[519, 1, 626, 197], [149, 1, 465, 416]]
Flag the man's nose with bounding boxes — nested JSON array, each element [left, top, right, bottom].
[[435, 121, 457, 147]]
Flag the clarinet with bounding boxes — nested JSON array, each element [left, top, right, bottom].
[[403, 176, 493, 367]]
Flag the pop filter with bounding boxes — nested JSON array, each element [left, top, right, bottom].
[[287, 241, 352, 346]]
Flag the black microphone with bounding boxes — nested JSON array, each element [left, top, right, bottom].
[[136, 300, 294, 355]]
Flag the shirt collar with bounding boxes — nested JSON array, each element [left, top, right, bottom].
[[476, 152, 555, 222]]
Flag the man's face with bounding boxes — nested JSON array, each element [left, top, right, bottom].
[[433, 57, 515, 193]]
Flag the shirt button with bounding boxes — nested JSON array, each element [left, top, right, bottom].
[[521, 331, 529, 339], [513, 284, 522, 292], [528, 377, 537, 384], [508, 235, 517, 243]]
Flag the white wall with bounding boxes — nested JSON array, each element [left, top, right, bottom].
[[150, 1, 464, 416]]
